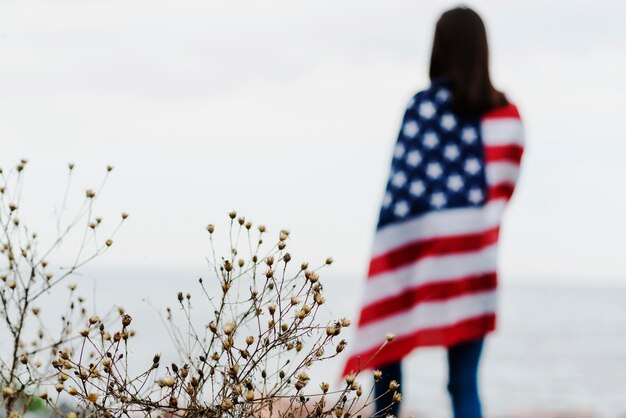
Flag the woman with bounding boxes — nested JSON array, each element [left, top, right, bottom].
[[343, 7, 524, 418]]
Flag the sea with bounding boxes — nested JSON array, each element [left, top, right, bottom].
[[26, 266, 626, 418]]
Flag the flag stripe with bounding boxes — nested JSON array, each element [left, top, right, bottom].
[[344, 313, 496, 374], [482, 103, 520, 119], [486, 162, 520, 186], [371, 200, 507, 257], [368, 227, 499, 278], [485, 145, 524, 163], [362, 245, 498, 305], [359, 272, 497, 326], [488, 183, 515, 201]]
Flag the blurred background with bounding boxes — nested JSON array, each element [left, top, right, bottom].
[[1, 0, 625, 417]]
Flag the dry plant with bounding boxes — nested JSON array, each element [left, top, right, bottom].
[[0, 161, 399, 418], [59, 212, 399, 417], [0, 161, 127, 417]]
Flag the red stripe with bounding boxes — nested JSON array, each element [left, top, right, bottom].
[[343, 314, 495, 375], [358, 273, 497, 326], [368, 227, 499, 278], [482, 103, 520, 120], [485, 145, 523, 163], [488, 184, 515, 201]]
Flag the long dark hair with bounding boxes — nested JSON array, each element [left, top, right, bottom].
[[429, 6, 507, 115]]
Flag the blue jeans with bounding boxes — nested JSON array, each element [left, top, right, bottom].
[[374, 339, 484, 418]]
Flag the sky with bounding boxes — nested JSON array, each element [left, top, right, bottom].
[[1, 0, 625, 285]]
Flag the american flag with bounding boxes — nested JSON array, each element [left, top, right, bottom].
[[344, 82, 524, 374]]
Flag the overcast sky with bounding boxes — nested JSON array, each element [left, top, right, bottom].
[[1, 0, 625, 285]]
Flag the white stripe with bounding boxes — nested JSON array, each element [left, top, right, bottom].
[[372, 201, 506, 257], [481, 118, 524, 146], [486, 162, 520, 186], [362, 245, 498, 305], [355, 291, 497, 353]]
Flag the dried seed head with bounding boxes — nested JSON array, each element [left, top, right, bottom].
[[224, 260, 233, 272], [228, 210, 237, 219], [345, 373, 356, 385], [389, 380, 400, 390], [87, 393, 98, 403], [265, 256, 274, 266], [340, 318, 351, 327], [206, 224, 215, 233], [68, 386, 79, 396], [320, 382, 330, 393], [392, 391, 402, 403], [268, 304, 276, 315], [326, 326, 337, 336], [245, 221, 252, 229], [157, 375, 175, 388], [258, 225, 266, 233], [386, 333, 395, 342], [89, 315, 99, 325], [221, 398, 233, 410], [79, 329, 89, 337], [68, 163, 75, 170], [223, 321, 236, 335], [121, 314, 132, 327], [121, 212, 129, 219], [290, 296, 299, 306], [31, 307, 40, 315], [19, 355, 28, 364], [305, 270, 319, 283], [278, 241, 286, 250], [246, 336, 254, 345], [238, 258, 245, 267], [106, 165, 113, 172], [85, 190, 95, 199], [373, 370, 382, 381], [209, 322, 217, 333], [3, 387, 15, 398], [279, 229, 289, 241], [246, 390, 254, 401], [314, 293, 325, 305], [237, 216, 245, 225], [105, 239, 113, 247]]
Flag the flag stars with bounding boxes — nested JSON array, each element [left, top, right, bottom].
[[394, 200, 410, 217], [444, 145, 460, 160], [403, 121, 419, 138], [423, 132, 439, 149], [462, 127, 478, 143], [419, 101, 436, 119], [464, 158, 481, 175], [382, 192, 393, 208], [436, 88, 451, 102], [410, 180, 425, 197], [426, 162, 443, 179], [391, 171, 407, 188], [394, 143, 405, 159], [447, 175, 464, 192], [440, 113, 457, 131], [468, 188, 484, 204], [406, 150, 422, 167], [430, 192, 447, 208]]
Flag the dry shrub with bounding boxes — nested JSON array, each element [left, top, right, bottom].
[[0, 162, 398, 418]]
